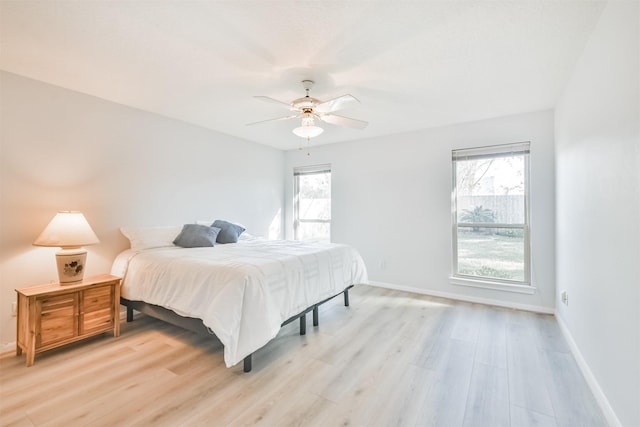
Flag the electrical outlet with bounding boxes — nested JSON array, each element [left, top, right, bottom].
[[11, 302, 17, 316], [379, 259, 386, 270], [561, 291, 569, 306]]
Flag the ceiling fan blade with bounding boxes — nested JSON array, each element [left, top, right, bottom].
[[319, 113, 368, 129], [246, 114, 299, 126], [253, 96, 294, 110], [315, 94, 360, 113]]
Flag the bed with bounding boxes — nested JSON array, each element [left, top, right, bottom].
[[111, 227, 368, 372]]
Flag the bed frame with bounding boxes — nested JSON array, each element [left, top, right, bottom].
[[120, 285, 353, 372]]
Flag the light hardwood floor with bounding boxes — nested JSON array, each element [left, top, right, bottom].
[[1, 285, 608, 426]]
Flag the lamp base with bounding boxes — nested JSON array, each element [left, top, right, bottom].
[[55, 248, 87, 285]]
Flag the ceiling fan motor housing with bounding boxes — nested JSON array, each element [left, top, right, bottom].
[[292, 97, 318, 110]]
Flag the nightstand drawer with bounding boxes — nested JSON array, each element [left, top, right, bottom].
[[84, 285, 112, 311], [41, 294, 77, 313]]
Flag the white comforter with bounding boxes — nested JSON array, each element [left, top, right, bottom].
[[111, 239, 368, 367]]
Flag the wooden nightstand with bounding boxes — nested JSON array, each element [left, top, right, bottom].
[[15, 274, 121, 366]]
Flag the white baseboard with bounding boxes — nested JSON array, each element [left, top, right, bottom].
[[555, 315, 621, 427], [367, 281, 554, 314], [1, 341, 16, 355]]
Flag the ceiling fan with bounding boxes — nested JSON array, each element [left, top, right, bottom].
[[248, 80, 368, 139]]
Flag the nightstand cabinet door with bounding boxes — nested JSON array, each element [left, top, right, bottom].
[[82, 284, 114, 335], [38, 293, 79, 349]]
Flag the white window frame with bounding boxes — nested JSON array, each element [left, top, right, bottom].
[[293, 164, 332, 241], [451, 142, 533, 294]]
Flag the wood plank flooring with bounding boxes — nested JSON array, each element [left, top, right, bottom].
[[0, 285, 608, 426]]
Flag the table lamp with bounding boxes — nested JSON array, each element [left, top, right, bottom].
[[33, 211, 100, 285]]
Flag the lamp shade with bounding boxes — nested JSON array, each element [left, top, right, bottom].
[[33, 211, 99, 248], [292, 125, 324, 138]]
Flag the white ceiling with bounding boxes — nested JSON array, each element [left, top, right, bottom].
[[0, 1, 605, 150]]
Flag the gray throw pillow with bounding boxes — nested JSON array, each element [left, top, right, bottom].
[[211, 220, 245, 244], [173, 224, 221, 248]]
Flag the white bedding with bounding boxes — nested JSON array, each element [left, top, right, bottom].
[[111, 239, 368, 367]]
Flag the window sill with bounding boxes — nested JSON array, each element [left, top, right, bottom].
[[450, 276, 536, 294]]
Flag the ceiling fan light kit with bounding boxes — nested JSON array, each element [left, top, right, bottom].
[[292, 124, 324, 138], [250, 80, 368, 145]]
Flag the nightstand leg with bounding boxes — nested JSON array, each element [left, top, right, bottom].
[[16, 345, 22, 356], [25, 297, 36, 367], [26, 337, 35, 367]]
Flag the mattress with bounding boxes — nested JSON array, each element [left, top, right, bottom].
[[111, 238, 368, 366]]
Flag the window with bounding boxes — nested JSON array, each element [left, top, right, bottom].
[[452, 142, 531, 289], [294, 164, 331, 241]]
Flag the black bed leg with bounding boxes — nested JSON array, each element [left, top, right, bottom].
[[300, 313, 306, 335], [244, 354, 252, 372], [344, 289, 350, 307], [313, 306, 319, 326], [126, 306, 134, 322]]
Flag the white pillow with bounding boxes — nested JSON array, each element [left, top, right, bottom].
[[238, 232, 258, 241], [120, 225, 182, 250]]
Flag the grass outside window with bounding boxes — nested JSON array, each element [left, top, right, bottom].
[[456, 229, 525, 282]]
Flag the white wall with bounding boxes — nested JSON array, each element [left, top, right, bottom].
[[285, 110, 556, 311], [555, 1, 639, 425], [0, 72, 284, 348]]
